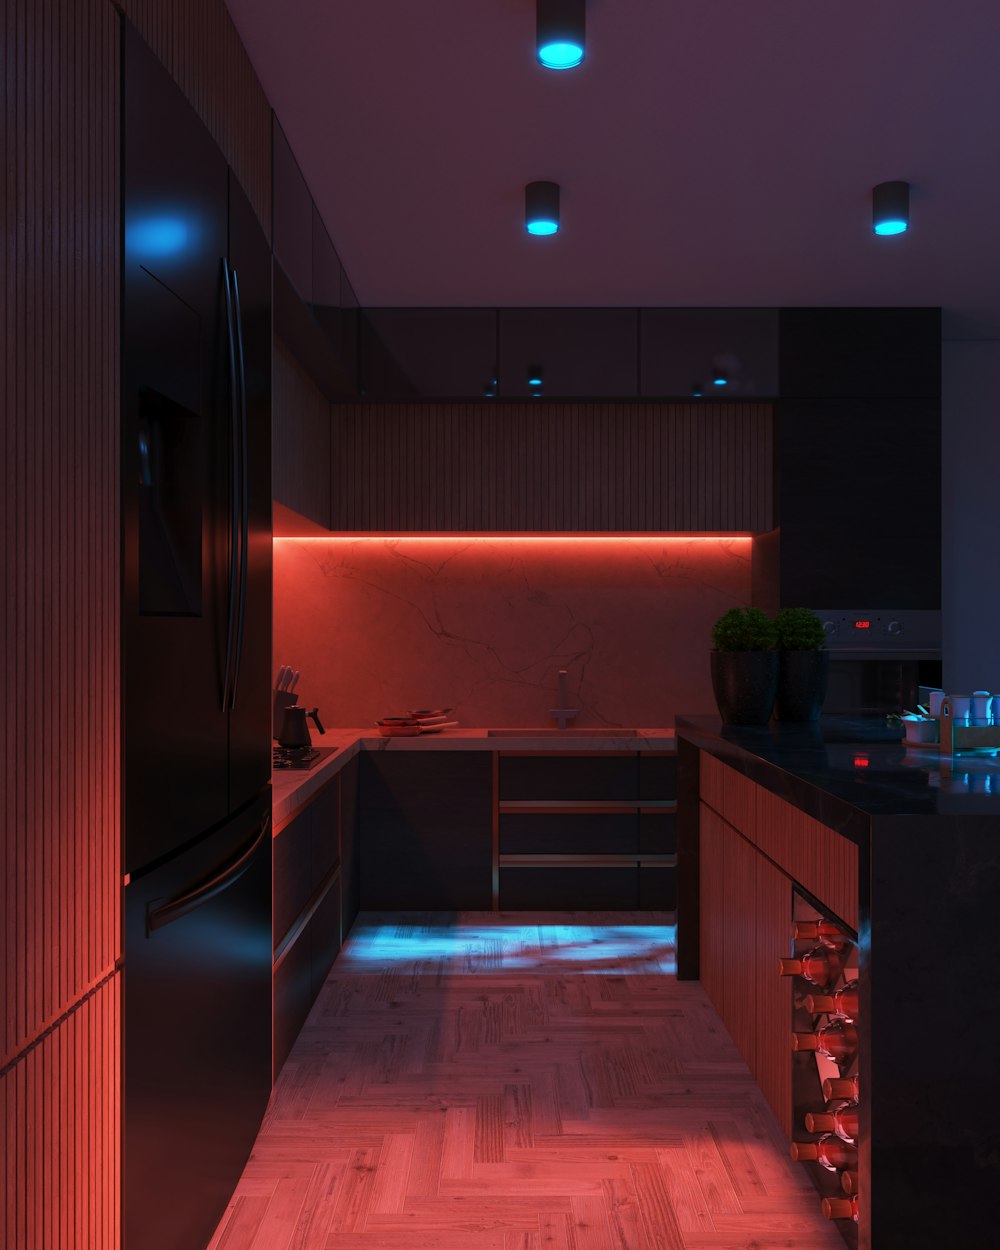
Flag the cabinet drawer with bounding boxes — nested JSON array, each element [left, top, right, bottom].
[[639, 863, 677, 910], [273, 933, 312, 1079], [639, 811, 676, 854], [500, 865, 639, 910], [499, 812, 638, 855], [310, 880, 342, 997], [638, 753, 677, 799], [499, 754, 639, 800], [273, 804, 314, 948]]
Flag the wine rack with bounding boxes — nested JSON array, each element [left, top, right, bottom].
[[783, 894, 860, 1249]]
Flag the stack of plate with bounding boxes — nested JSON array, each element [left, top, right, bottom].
[[374, 709, 458, 736]]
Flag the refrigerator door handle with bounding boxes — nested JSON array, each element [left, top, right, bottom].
[[221, 257, 241, 714], [229, 267, 250, 711], [146, 813, 270, 934]]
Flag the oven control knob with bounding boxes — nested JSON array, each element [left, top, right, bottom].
[[823, 620, 837, 636], [888, 619, 903, 636]]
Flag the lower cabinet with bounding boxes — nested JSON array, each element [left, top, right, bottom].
[[497, 751, 677, 910], [272, 776, 342, 1079], [360, 751, 493, 909]]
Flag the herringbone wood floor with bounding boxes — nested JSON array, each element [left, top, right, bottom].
[[208, 914, 843, 1249]]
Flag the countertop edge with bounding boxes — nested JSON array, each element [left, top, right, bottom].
[[272, 727, 678, 833]]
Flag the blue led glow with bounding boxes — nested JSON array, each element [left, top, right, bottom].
[[526, 219, 559, 236], [339, 922, 677, 975], [528, 376, 543, 386], [713, 377, 728, 386], [874, 219, 908, 236], [126, 216, 190, 257], [538, 40, 584, 69]]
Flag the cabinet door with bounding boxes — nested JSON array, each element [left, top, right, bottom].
[[340, 756, 361, 936], [361, 752, 493, 909], [753, 853, 793, 1137]]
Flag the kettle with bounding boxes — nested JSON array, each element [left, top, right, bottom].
[[278, 705, 325, 749]]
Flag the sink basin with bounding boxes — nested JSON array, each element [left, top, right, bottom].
[[486, 727, 640, 737]]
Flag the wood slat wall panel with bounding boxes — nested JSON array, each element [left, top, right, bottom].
[[272, 337, 332, 527], [3, 0, 121, 1064], [330, 402, 773, 531], [1, 977, 120, 1250], [121, 0, 272, 233]]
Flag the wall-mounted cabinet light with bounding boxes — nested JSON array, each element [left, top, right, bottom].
[[537, 0, 585, 69], [872, 180, 909, 236], [527, 366, 544, 387], [525, 181, 560, 236]]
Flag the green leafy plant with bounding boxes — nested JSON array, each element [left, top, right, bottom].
[[774, 607, 826, 651], [711, 607, 777, 651]]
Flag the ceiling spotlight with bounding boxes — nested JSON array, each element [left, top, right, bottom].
[[525, 181, 560, 236], [712, 370, 728, 387], [537, 0, 585, 70], [872, 180, 909, 236]]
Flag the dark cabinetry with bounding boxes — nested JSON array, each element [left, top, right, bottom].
[[496, 752, 677, 910], [272, 777, 342, 1078], [360, 752, 493, 909]]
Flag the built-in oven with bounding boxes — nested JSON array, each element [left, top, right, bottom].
[[814, 609, 941, 714]]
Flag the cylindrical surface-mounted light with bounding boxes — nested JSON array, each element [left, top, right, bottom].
[[537, 0, 585, 69], [872, 180, 909, 235], [525, 181, 560, 236]]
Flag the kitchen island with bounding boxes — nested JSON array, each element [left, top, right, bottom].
[[676, 713, 1000, 1250]]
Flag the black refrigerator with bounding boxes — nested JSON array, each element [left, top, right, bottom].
[[122, 23, 272, 1250]]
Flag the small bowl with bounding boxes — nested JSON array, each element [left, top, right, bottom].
[[902, 717, 937, 745]]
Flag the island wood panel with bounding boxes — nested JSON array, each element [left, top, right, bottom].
[[272, 336, 332, 528], [1, 975, 120, 1250], [754, 850, 794, 1137], [330, 402, 773, 531], [121, 0, 272, 233], [699, 803, 794, 1138], [699, 754, 859, 931], [3, 0, 121, 1066]]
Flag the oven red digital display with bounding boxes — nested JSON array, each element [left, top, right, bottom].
[[854, 620, 871, 629], [853, 754, 870, 768]]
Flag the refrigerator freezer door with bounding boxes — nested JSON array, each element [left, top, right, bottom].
[[124, 792, 272, 1250]]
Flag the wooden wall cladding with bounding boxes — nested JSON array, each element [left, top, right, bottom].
[[273, 336, 332, 528], [330, 402, 773, 531], [3, 0, 121, 1066], [700, 754, 859, 931], [121, 0, 272, 233], [1, 975, 120, 1250]]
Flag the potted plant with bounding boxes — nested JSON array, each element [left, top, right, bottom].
[[710, 607, 779, 726], [773, 607, 829, 722]]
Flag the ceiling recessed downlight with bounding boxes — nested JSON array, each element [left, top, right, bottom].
[[525, 181, 560, 236], [872, 180, 910, 236], [537, 0, 585, 69]]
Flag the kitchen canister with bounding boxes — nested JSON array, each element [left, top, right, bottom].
[[971, 691, 992, 726]]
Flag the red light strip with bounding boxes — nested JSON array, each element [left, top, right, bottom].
[[273, 533, 753, 542]]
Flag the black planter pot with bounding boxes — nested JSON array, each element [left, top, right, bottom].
[[710, 651, 779, 726], [774, 649, 830, 722]]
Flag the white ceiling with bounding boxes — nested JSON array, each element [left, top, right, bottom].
[[225, 0, 1000, 319]]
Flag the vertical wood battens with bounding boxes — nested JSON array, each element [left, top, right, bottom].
[[121, 0, 272, 234], [329, 402, 773, 531], [4, 2, 121, 1244], [3, 0, 121, 1062], [0, 977, 120, 1250]]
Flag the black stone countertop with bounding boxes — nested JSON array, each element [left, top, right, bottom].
[[676, 713, 1000, 843]]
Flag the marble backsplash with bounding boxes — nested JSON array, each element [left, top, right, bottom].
[[272, 537, 753, 729]]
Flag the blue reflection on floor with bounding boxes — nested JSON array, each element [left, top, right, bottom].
[[341, 919, 677, 975]]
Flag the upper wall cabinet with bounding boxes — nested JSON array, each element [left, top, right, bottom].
[[499, 308, 638, 398], [779, 308, 941, 399], [361, 309, 497, 398], [640, 309, 779, 398]]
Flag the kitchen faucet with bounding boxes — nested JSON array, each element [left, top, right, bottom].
[[549, 668, 579, 730]]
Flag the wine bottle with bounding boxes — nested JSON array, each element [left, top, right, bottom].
[[791, 1019, 858, 1065], [822, 1194, 859, 1222], [823, 1074, 860, 1101], [778, 946, 844, 989], [790, 1134, 858, 1171], [804, 979, 859, 1022], [804, 1100, 859, 1143], [841, 1170, 859, 1195], [793, 919, 853, 953]]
